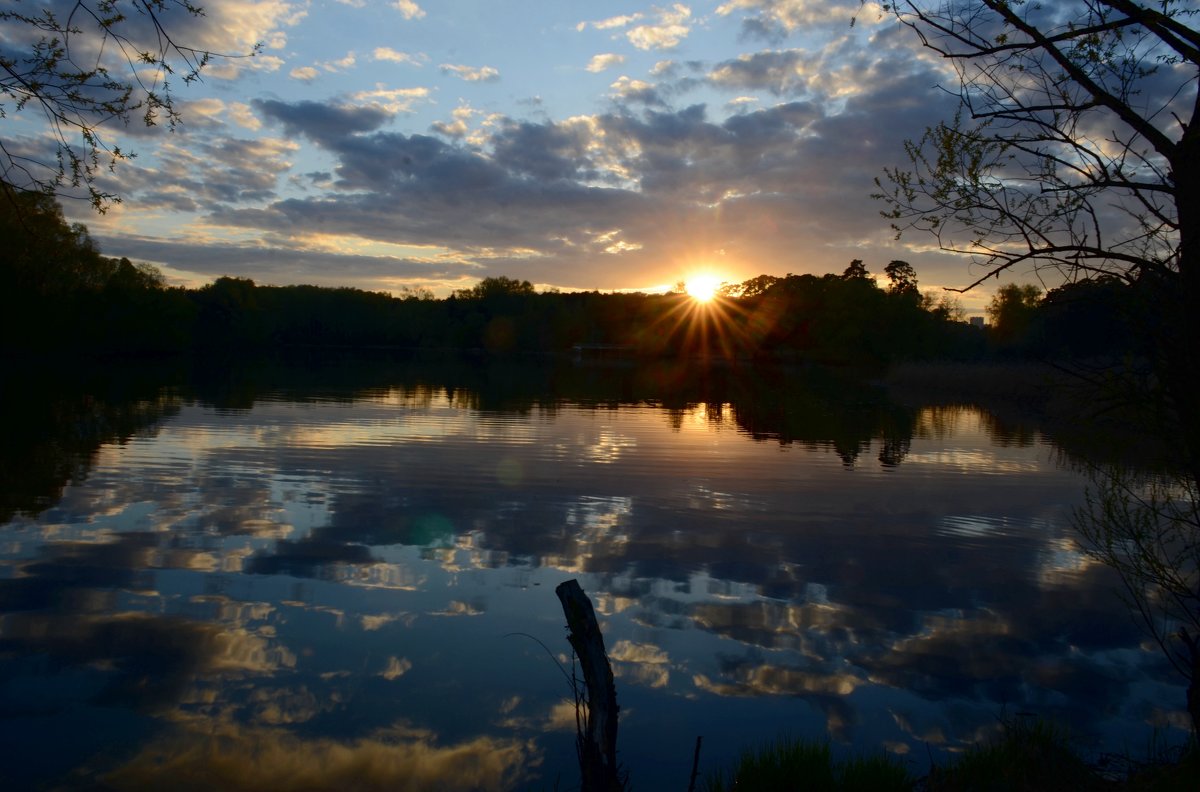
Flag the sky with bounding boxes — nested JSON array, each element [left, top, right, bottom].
[[9, 0, 1007, 309]]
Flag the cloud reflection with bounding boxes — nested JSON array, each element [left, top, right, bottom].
[[103, 722, 538, 792], [1, 361, 1189, 784]]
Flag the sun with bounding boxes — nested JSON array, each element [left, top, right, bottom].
[[684, 274, 723, 303]]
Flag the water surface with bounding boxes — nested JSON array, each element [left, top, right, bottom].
[[0, 358, 1186, 789]]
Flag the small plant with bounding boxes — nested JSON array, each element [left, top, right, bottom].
[[925, 715, 1100, 791], [704, 736, 911, 792]]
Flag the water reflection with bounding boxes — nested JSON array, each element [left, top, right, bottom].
[[0, 356, 1188, 789]]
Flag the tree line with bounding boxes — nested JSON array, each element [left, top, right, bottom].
[[1, 185, 1147, 364]]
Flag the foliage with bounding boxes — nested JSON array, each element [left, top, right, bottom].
[[0, 0, 255, 209]]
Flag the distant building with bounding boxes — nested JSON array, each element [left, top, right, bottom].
[[969, 316, 986, 329]]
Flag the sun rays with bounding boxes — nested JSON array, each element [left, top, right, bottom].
[[645, 277, 762, 360]]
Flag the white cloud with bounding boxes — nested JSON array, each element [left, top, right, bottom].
[[716, 0, 882, 33], [393, 0, 426, 20], [351, 85, 431, 114], [193, 0, 305, 79], [229, 102, 263, 131], [321, 51, 357, 72], [627, 4, 691, 50], [586, 53, 625, 73], [373, 47, 426, 66], [577, 14, 642, 32], [432, 105, 477, 138], [289, 65, 320, 82], [440, 63, 500, 82], [609, 76, 656, 100]]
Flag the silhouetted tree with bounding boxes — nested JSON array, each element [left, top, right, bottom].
[[884, 260, 918, 296], [842, 259, 869, 280], [1039, 277, 1141, 358], [986, 284, 1042, 350], [0, 184, 107, 296], [728, 274, 782, 298], [452, 276, 536, 300]]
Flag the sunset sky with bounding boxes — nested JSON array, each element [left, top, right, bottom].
[[12, 1, 1004, 309]]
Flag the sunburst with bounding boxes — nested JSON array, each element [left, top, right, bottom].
[[684, 274, 723, 303]]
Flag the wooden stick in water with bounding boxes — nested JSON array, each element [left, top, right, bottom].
[[555, 578, 623, 792]]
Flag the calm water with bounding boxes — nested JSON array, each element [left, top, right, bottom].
[[0, 358, 1187, 789]]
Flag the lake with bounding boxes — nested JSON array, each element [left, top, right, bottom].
[[0, 355, 1188, 789]]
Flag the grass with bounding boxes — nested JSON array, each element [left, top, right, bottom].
[[924, 717, 1100, 791], [702, 718, 1199, 792], [704, 736, 911, 791]]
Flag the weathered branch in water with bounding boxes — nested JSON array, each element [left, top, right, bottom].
[[556, 578, 624, 792]]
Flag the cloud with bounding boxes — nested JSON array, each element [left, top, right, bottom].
[[627, 4, 692, 50], [361, 612, 417, 630], [351, 86, 432, 115], [609, 76, 664, 105], [100, 34, 982, 294], [107, 131, 298, 211], [380, 656, 413, 679], [0, 604, 293, 714], [716, 0, 880, 38], [726, 95, 759, 111], [103, 722, 537, 792], [322, 51, 357, 72], [577, 6, 691, 51], [610, 639, 671, 688], [432, 105, 478, 139], [440, 64, 500, 82], [586, 53, 626, 73], [289, 65, 320, 82], [373, 47, 426, 66], [193, 0, 308, 79], [393, 0, 426, 20], [179, 59, 953, 289], [254, 99, 393, 144], [577, 14, 643, 32], [708, 49, 812, 96], [229, 102, 264, 131]]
